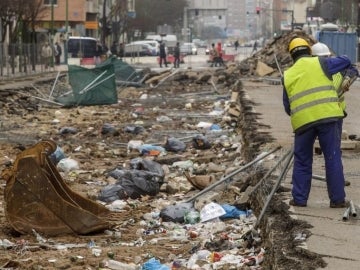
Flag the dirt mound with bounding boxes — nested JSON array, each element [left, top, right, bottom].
[[238, 30, 317, 77]]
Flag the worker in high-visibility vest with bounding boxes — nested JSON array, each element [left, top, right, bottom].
[[283, 37, 355, 208]]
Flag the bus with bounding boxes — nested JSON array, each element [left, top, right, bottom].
[[67, 36, 97, 58]]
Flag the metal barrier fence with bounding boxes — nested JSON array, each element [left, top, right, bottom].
[[0, 43, 56, 77]]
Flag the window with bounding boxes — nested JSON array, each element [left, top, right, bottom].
[[44, 0, 58, 5]]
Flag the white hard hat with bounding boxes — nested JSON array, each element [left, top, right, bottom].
[[311, 42, 331, 56]]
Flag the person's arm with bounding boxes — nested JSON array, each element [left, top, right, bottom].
[[321, 56, 352, 76], [282, 77, 291, 116]]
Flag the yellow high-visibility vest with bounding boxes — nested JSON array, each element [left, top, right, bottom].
[[284, 57, 343, 132]]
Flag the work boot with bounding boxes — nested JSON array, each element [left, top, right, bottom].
[[289, 199, 307, 207], [330, 200, 350, 208]]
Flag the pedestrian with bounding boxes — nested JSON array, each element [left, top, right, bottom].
[[234, 40, 239, 51], [41, 42, 52, 69], [251, 40, 258, 55], [283, 37, 355, 208], [173, 42, 180, 68], [110, 41, 118, 57], [119, 43, 124, 59], [216, 42, 225, 66], [94, 40, 102, 65], [209, 43, 218, 67], [54, 42, 62, 65], [159, 41, 167, 68]]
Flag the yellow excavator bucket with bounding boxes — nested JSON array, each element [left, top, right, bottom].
[[2, 140, 111, 236]]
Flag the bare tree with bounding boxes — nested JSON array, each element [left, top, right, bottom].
[[0, 0, 46, 43]]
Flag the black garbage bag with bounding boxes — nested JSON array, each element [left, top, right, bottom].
[[120, 169, 161, 198], [160, 202, 195, 223], [101, 123, 118, 135], [124, 125, 145, 135], [98, 168, 163, 202], [58, 127, 78, 135], [129, 158, 165, 184], [164, 137, 186, 152], [192, 134, 212, 150], [108, 168, 126, 179], [97, 184, 127, 203]]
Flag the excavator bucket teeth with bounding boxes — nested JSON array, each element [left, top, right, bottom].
[[3, 140, 111, 236]]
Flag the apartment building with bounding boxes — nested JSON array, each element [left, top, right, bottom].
[[36, 0, 134, 40]]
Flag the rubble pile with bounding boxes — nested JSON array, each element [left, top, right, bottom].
[[237, 30, 317, 77]]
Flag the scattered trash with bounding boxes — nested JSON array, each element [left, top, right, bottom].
[[184, 210, 200, 224], [58, 126, 78, 135], [138, 144, 166, 156], [192, 134, 212, 150], [141, 257, 170, 270], [48, 145, 66, 165], [160, 202, 195, 223], [220, 204, 252, 220], [101, 123, 118, 135], [57, 157, 80, 172], [164, 137, 186, 152], [200, 202, 226, 223], [103, 259, 140, 270], [124, 125, 145, 134]]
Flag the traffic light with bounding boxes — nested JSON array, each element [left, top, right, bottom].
[[256, 7, 260, 15]]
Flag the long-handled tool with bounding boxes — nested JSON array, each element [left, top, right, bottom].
[[185, 146, 282, 203]]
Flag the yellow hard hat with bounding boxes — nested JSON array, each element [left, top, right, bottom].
[[288, 38, 310, 54]]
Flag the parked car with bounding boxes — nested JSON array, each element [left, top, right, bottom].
[[124, 43, 154, 57], [131, 40, 159, 56], [180, 43, 198, 55]]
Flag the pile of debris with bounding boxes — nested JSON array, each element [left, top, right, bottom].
[[237, 30, 317, 77]]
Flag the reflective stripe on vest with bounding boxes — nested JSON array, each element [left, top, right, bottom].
[[333, 72, 346, 110], [284, 57, 343, 131]]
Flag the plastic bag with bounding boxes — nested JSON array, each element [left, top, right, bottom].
[[48, 145, 66, 165], [220, 204, 251, 219], [124, 125, 145, 135], [164, 137, 186, 152], [57, 158, 79, 172], [192, 134, 211, 150], [141, 257, 170, 270], [58, 127, 78, 135], [129, 158, 165, 183], [99, 169, 163, 202], [138, 144, 166, 156], [160, 202, 195, 223], [101, 123, 118, 135], [200, 202, 226, 222]]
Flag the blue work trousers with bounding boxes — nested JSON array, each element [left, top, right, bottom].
[[292, 121, 346, 205]]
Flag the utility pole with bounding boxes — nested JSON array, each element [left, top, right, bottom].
[[65, 0, 68, 64], [101, 0, 107, 46], [51, 0, 54, 67]]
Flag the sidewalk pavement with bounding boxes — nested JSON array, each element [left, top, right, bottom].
[[244, 79, 360, 269]]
